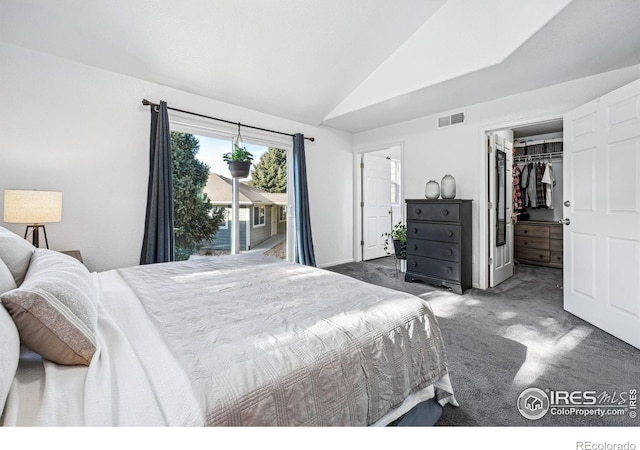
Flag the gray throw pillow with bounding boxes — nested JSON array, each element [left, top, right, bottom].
[[1, 249, 98, 366]]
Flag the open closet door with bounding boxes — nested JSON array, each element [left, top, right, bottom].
[[488, 133, 514, 287], [563, 78, 640, 350]]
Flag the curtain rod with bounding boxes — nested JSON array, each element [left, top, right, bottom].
[[141, 99, 315, 142]]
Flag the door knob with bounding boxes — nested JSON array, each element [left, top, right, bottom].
[[564, 200, 570, 207], [558, 218, 571, 225]]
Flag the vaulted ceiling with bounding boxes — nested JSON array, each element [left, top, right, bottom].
[[2, 0, 640, 133]]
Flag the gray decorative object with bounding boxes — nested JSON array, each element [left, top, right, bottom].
[[425, 180, 440, 199], [441, 174, 456, 199]]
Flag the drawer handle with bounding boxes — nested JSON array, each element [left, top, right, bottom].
[[539, 254, 544, 259], [524, 230, 528, 234], [415, 208, 422, 215], [524, 241, 528, 246], [411, 261, 418, 267], [442, 209, 449, 216], [446, 249, 453, 256], [445, 267, 453, 274], [413, 228, 418, 234], [447, 230, 454, 237], [412, 244, 418, 251]]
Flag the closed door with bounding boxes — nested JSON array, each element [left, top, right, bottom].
[[362, 154, 392, 260], [563, 78, 640, 349]]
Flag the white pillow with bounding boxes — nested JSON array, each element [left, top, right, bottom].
[[0, 258, 17, 295], [1, 249, 98, 366], [0, 304, 20, 413], [0, 226, 35, 286]]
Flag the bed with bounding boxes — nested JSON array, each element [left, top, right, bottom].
[[0, 225, 457, 426]]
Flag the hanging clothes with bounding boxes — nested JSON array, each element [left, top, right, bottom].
[[513, 163, 523, 211], [542, 161, 555, 208], [525, 162, 538, 208], [536, 162, 546, 207]]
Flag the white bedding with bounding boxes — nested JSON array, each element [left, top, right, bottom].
[[3, 271, 204, 426], [2, 254, 456, 426]]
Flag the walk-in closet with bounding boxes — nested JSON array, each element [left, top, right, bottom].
[[512, 120, 563, 269]]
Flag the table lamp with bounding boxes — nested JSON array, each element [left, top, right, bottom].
[[3, 190, 63, 248]]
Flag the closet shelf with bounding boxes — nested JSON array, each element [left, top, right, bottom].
[[513, 138, 563, 148]]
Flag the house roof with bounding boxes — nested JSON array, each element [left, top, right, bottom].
[[2, 1, 640, 133], [204, 173, 287, 206]]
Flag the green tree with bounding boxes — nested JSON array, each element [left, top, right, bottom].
[[249, 147, 287, 193], [171, 132, 225, 260]]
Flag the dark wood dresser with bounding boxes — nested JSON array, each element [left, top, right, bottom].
[[514, 221, 563, 268], [405, 199, 473, 294]]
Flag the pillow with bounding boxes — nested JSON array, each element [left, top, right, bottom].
[[0, 304, 20, 412], [0, 249, 98, 366], [0, 258, 17, 295], [0, 226, 35, 286]]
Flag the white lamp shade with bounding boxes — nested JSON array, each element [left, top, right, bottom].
[[4, 190, 62, 224]]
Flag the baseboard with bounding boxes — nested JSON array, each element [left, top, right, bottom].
[[318, 258, 354, 269]]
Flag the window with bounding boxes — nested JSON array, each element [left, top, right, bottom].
[[218, 208, 231, 229], [390, 159, 400, 205], [279, 206, 287, 222], [253, 206, 265, 227]]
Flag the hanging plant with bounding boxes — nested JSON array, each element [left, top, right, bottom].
[[222, 124, 254, 178]]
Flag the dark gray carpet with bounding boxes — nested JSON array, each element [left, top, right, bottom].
[[326, 257, 640, 427]]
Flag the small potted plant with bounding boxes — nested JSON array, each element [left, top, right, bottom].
[[222, 143, 254, 178], [383, 221, 407, 259]]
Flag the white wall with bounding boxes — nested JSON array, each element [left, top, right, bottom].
[[0, 43, 353, 271], [353, 65, 640, 289]]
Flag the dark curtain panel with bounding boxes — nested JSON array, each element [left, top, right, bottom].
[[140, 101, 175, 264], [293, 133, 316, 266]]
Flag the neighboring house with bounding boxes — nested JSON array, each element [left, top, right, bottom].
[[203, 173, 287, 251]]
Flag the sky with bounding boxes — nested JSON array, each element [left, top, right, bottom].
[[195, 135, 267, 180]]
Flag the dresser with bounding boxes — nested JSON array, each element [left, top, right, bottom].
[[514, 221, 563, 268], [405, 199, 472, 294]]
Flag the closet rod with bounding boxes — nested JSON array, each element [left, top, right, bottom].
[[513, 151, 563, 161], [141, 99, 315, 142]]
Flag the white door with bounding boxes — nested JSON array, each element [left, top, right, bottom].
[[563, 78, 640, 350], [362, 154, 392, 260], [488, 133, 514, 286]]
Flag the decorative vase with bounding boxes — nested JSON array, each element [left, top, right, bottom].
[[425, 180, 440, 199], [441, 174, 456, 199]]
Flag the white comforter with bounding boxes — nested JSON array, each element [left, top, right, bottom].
[[3, 254, 456, 426]]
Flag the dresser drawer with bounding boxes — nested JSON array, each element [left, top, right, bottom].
[[550, 251, 563, 266], [406, 239, 459, 262], [549, 238, 563, 252], [406, 255, 460, 282], [515, 236, 549, 251], [515, 224, 549, 239], [515, 247, 550, 263], [549, 225, 563, 240], [407, 203, 460, 222], [407, 222, 460, 243]]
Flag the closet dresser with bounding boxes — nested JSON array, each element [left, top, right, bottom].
[[514, 221, 563, 268], [405, 199, 472, 294]]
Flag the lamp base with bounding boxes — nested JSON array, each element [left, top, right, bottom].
[[24, 224, 49, 249]]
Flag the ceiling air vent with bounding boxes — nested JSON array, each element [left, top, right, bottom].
[[438, 111, 465, 128]]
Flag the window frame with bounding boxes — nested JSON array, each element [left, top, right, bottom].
[[253, 205, 266, 228]]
